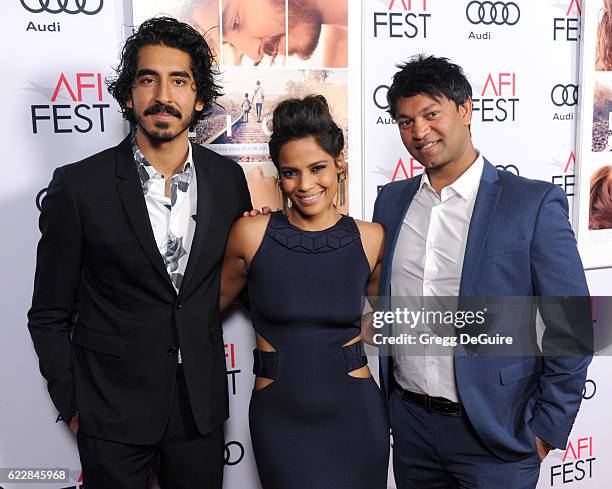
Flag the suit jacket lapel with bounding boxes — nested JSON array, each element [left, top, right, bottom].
[[380, 176, 421, 296], [115, 135, 175, 291], [459, 160, 502, 296], [179, 149, 214, 296]]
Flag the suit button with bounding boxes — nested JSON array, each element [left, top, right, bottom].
[[167, 347, 178, 357], [176, 301, 183, 310]]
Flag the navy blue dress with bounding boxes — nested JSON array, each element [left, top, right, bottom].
[[247, 211, 389, 489]]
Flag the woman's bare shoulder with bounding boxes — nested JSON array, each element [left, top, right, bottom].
[[353, 219, 385, 243]]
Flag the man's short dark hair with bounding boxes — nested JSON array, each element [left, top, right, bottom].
[[107, 16, 222, 128], [386, 55, 472, 120]]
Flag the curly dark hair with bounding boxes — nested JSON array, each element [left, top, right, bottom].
[[106, 16, 222, 128], [269, 95, 344, 170], [386, 54, 472, 120]]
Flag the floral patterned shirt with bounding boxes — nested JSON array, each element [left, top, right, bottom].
[[131, 132, 197, 293]]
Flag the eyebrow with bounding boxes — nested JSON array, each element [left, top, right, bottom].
[[135, 69, 191, 79], [396, 103, 440, 120], [281, 160, 329, 170], [135, 69, 158, 78]]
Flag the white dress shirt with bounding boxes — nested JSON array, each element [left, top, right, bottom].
[[391, 154, 484, 402], [132, 133, 198, 363]]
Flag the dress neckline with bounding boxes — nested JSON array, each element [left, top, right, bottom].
[[276, 210, 346, 234], [266, 211, 357, 254]]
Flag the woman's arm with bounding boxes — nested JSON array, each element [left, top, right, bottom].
[[355, 221, 386, 345], [220, 219, 248, 312], [219, 214, 270, 312]]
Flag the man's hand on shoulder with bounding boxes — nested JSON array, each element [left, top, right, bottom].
[[243, 206, 272, 217]]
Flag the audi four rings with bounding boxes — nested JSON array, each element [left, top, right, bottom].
[[35, 189, 47, 212], [20, 0, 103, 15], [466, 1, 520, 26], [551, 84, 579, 107], [224, 441, 245, 466]]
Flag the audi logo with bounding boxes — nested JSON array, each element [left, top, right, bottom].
[[224, 441, 244, 466], [466, 1, 520, 26], [20, 0, 104, 15], [36, 188, 48, 212], [582, 379, 596, 400], [495, 164, 519, 176], [551, 84, 579, 107]]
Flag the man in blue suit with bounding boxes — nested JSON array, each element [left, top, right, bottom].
[[372, 55, 592, 488]]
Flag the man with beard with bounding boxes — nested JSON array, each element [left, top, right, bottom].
[[185, 0, 347, 66], [28, 17, 251, 489]]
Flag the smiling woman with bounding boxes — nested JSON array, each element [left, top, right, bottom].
[[219, 95, 390, 489]]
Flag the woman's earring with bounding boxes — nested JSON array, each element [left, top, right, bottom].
[[336, 171, 346, 207], [277, 177, 290, 215]]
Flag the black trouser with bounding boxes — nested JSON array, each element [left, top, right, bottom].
[[77, 366, 224, 489]]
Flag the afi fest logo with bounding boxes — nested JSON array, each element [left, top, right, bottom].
[[550, 436, 596, 485], [552, 151, 575, 196], [376, 157, 425, 193], [553, 0, 581, 41], [373, 0, 431, 39], [472, 72, 519, 122], [21, 0, 104, 15], [30, 72, 110, 134], [225, 342, 241, 396]]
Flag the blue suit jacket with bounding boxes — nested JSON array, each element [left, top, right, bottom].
[[373, 159, 592, 461]]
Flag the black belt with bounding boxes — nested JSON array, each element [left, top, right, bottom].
[[396, 386, 464, 416]]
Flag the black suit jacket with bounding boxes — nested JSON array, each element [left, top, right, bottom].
[[28, 135, 251, 444]]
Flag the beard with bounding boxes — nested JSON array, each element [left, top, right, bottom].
[[271, 0, 322, 59], [135, 102, 195, 143]]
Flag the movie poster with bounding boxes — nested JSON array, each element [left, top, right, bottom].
[[576, 0, 612, 267], [133, 0, 350, 212]]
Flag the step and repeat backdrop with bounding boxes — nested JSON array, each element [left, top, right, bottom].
[[0, 1, 610, 488]]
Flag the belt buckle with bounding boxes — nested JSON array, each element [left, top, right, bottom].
[[425, 395, 434, 413]]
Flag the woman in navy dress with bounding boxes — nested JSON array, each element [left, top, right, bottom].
[[220, 95, 389, 489]]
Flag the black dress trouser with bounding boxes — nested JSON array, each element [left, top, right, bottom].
[[77, 366, 224, 489]]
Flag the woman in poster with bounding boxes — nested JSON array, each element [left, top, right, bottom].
[[220, 95, 389, 489], [589, 165, 612, 229]]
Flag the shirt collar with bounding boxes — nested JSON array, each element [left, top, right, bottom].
[[418, 152, 484, 201], [131, 130, 194, 176]]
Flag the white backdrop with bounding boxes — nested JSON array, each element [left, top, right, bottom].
[[0, 1, 610, 489]]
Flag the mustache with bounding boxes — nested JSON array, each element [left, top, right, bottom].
[[143, 103, 182, 118]]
